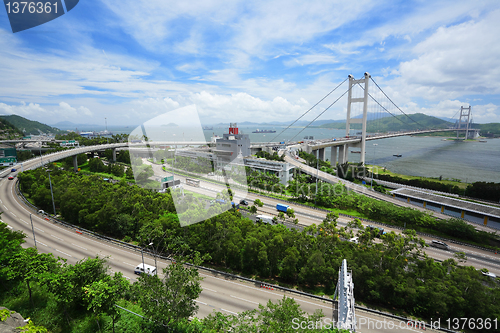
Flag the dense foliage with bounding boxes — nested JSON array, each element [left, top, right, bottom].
[[16, 170, 500, 325], [255, 150, 285, 162], [1, 222, 342, 332]]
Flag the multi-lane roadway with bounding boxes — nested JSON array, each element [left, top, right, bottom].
[[2, 149, 498, 332]]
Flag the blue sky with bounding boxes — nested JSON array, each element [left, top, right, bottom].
[[1, 0, 500, 127]]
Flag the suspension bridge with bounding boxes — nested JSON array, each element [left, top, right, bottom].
[[258, 73, 478, 165]]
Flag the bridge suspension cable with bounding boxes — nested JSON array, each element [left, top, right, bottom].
[[267, 77, 348, 144], [288, 84, 353, 143], [369, 77, 430, 129], [359, 84, 415, 128]]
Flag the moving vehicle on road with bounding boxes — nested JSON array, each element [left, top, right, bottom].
[[11, 168, 16, 172], [256, 215, 274, 225], [8, 176, 14, 180], [430, 240, 450, 250], [276, 204, 289, 213], [239, 199, 249, 206], [367, 225, 385, 237], [134, 263, 157, 276]]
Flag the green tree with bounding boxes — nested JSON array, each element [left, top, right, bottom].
[[8, 247, 59, 306], [83, 272, 129, 333], [134, 256, 203, 327], [125, 167, 134, 179], [254, 199, 263, 207], [249, 205, 258, 214]]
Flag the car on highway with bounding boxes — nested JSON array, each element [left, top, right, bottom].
[[430, 240, 450, 250], [134, 263, 157, 276], [367, 225, 385, 237], [8, 176, 14, 180], [348, 237, 359, 244], [239, 199, 249, 206], [11, 168, 16, 172], [38, 210, 47, 215], [481, 271, 497, 279]]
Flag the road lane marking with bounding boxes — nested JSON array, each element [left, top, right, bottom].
[[203, 287, 217, 293], [221, 308, 237, 315], [51, 234, 63, 241], [20, 219, 28, 224], [11, 213, 16, 217], [3, 205, 8, 210], [123, 262, 135, 267], [72, 243, 87, 251], [195, 300, 207, 305], [37, 241, 47, 246], [230, 295, 259, 305], [34, 227, 44, 232], [56, 249, 72, 257]]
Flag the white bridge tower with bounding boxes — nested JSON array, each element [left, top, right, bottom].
[[332, 259, 356, 331]]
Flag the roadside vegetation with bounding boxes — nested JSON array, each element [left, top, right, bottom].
[[15, 169, 500, 325], [1, 223, 345, 332]]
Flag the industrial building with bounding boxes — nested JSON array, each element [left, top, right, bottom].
[[0, 144, 17, 166], [172, 123, 295, 185]]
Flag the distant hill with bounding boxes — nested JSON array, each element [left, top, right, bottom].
[[319, 113, 453, 132], [0, 117, 23, 139], [0, 115, 65, 135], [476, 123, 500, 136]]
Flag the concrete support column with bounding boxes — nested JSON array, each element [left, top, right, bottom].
[[343, 144, 349, 164], [318, 148, 325, 161], [73, 155, 78, 172], [112, 148, 117, 162], [330, 147, 337, 166], [313, 150, 318, 158], [338, 145, 345, 164]]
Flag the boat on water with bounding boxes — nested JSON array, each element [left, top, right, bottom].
[[479, 140, 487, 143], [203, 126, 214, 130], [253, 129, 276, 133], [351, 150, 362, 154], [393, 154, 402, 157]]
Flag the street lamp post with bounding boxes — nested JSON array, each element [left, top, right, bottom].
[[141, 242, 153, 274], [30, 214, 37, 249], [46, 169, 56, 216]]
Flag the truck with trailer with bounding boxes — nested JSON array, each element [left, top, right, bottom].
[[276, 204, 290, 213]]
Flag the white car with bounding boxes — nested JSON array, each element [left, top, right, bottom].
[[349, 237, 359, 244], [134, 263, 157, 276]]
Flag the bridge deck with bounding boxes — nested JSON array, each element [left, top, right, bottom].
[[391, 188, 500, 219]]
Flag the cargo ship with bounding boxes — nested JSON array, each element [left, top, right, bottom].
[[252, 129, 276, 133]]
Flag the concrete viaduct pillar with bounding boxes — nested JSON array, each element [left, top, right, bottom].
[[330, 147, 337, 166], [112, 148, 117, 162], [338, 145, 345, 164], [318, 148, 325, 161], [73, 155, 78, 172]]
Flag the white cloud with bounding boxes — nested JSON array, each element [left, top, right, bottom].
[[284, 54, 337, 67]]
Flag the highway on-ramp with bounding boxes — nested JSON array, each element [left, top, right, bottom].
[[0, 148, 482, 332]]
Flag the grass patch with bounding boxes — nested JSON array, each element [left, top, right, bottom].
[[367, 164, 468, 189]]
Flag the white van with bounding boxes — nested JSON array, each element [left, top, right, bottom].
[[430, 240, 450, 250], [134, 263, 157, 276], [256, 215, 274, 225]]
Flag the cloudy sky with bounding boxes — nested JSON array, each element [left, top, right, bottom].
[[0, 0, 499, 127]]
